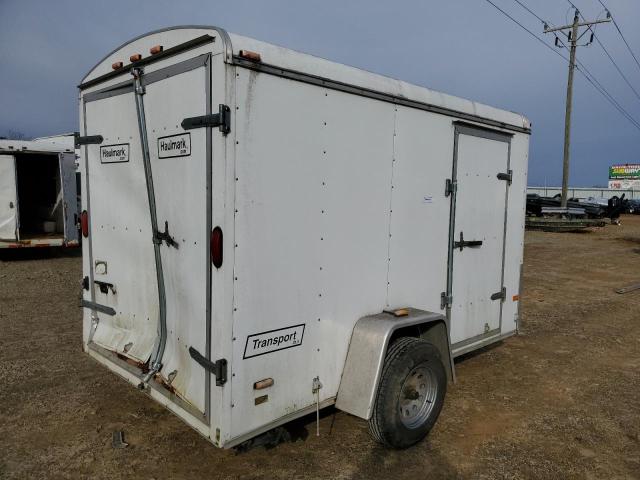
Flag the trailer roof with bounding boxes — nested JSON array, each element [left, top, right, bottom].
[[81, 26, 531, 133], [0, 134, 76, 154]]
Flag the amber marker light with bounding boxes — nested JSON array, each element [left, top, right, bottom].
[[239, 50, 261, 62]]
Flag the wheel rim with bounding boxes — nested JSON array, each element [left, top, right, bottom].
[[398, 364, 438, 429]]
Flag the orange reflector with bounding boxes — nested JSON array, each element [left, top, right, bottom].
[[129, 53, 142, 62], [384, 308, 409, 317], [239, 50, 261, 62], [150, 45, 164, 55], [253, 378, 274, 390], [111, 61, 123, 70], [512, 294, 520, 302]]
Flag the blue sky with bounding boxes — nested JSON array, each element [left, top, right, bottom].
[[1, 0, 638, 186]]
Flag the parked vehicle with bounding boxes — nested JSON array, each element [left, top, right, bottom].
[[526, 193, 628, 221], [78, 26, 530, 449], [0, 134, 79, 248], [626, 198, 640, 214]]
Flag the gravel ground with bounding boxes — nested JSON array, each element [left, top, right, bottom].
[[1, 217, 639, 479]]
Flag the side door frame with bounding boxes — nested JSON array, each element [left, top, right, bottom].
[[444, 121, 513, 349]]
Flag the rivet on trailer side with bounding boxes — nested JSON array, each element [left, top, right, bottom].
[[78, 25, 530, 449]]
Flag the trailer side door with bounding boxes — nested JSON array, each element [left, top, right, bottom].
[[448, 124, 511, 347], [0, 154, 18, 241]]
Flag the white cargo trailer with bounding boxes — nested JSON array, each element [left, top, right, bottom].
[[0, 134, 79, 248], [79, 26, 530, 449]]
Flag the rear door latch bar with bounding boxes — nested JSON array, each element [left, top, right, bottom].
[[188, 347, 227, 386], [181, 104, 231, 135]]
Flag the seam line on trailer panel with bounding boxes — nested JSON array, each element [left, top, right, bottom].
[[384, 106, 398, 307], [232, 56, 531, 135]]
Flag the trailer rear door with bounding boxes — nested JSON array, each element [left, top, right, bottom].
[[83, 54, 213, 414], [0, 154, 18, 241], [59, 152, 79, 244], [449, 125, 511, 346]]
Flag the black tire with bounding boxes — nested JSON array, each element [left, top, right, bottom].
[[368, 337, 447, 449]]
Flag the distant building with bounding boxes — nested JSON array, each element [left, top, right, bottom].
[[609, 164, 640, 189]]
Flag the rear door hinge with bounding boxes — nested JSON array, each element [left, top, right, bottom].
[[497, 170, 513, 185], [490, 287, 507, 301], [181, 104, 231, 135], [445, 178, 457, 197], [441, 292, 453, 309], [75, 135, 104, 147], [188, 347, 227, 386]]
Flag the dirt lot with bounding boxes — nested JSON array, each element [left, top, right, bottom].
[[1, 217, 640, 480]]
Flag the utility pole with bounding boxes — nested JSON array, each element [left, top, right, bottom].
[[544, 9, 611, 208]]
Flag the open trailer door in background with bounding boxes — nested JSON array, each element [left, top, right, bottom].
[[59, 152, 79, 245], [0, 154, 18, 241]]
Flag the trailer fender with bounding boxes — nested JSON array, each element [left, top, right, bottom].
[[335, 308, 454, 421]]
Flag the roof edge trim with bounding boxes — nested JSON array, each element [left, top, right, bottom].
[[79, 25, 232, 84]]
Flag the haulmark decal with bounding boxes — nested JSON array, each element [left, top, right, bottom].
[[157, 133, 191, 159], [243, 324, 305, 359], [100, 143, 129, 164]]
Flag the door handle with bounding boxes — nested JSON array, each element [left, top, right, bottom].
[[9, 201, 14, 209], [454, 232, 483, 251]]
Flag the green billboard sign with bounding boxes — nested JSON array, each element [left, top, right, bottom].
[[609, 164, 640, 179]]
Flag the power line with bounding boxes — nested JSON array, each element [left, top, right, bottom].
[[511, 0, 547, 25], [567, 2, 640, 103], [554, 33, 640, 129], [492, 0, 640, 132], [591, 33, 640, 102], [577, 61, 640, 129], [595, 0, 640, 73], [482, 0, 569, 63]]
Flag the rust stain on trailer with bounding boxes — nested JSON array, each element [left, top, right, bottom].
[[115, 352, 150, 373]]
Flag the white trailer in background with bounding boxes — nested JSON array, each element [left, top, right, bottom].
[[0, 134, 79, 248], [79, 26, 530, 449]]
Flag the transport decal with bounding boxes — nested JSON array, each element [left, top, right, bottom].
[[157, 133, 191, 159], [100, 143, 129, 163], [243, 324, 305, 359]]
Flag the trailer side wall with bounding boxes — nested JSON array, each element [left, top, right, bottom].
[[227, 63, 529, 443]]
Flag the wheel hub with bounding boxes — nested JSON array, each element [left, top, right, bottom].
[[398, 364, 438, 429]]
